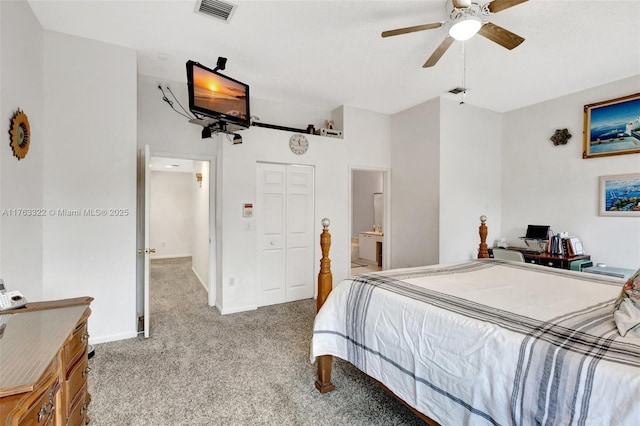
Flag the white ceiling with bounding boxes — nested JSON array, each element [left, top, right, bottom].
[[27, 0, 640, 115]]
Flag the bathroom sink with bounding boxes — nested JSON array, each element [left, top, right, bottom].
[[362, 231, 383, 236]]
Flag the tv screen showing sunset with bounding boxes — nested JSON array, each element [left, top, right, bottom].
[[192, 66, 248, 120]]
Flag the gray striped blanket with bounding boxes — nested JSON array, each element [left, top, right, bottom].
[[312, 261, 640, 425]]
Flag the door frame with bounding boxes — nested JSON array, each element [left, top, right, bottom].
[[137, 149, 218, 337], [348, 165, 391, 274], [152, 150, 218, 307]]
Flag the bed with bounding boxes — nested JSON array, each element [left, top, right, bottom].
[[311, 217, 640, 425]]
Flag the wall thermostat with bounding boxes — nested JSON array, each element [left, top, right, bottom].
[[243, 203, 253, 218]]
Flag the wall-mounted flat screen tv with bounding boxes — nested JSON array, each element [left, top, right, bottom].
[[186, 60, 250, 130]]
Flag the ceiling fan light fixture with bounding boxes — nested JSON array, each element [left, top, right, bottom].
[[449, 16, 482, 41]]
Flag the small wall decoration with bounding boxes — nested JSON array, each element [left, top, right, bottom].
[[8, 109, 30, 160], [583, 93, 640, 159], [599, 173, 640, 217], [550, 128, 572, 146]]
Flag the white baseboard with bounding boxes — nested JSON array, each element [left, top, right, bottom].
[[150, 254, 192, 260], [219, 305, 257, 315], [191, 267, 209, 293], [89, 330, 138, 345]]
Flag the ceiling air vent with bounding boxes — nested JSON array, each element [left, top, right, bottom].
[[448, 87, 466, 95], [195, 0, 237, 23]]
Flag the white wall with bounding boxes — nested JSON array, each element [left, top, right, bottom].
[[439, 99, 502, 263], [389, 97, 502, 266], [0, 1, 3, 281], [502, 76, 640, 269], [138, 75, 216, 156], [42, 31, 138, 343], [150, 171, 193, 258], [390, 98, 440, 268], [138, 70, 392, 314], [192, 160, 210, 290], [0, 0, 44, 299], [213, 107, 390, 314], [352, 170, 383, 237], [251, 97, 333, 131]]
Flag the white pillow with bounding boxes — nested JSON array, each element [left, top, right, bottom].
[[614, 268, 640, 337]]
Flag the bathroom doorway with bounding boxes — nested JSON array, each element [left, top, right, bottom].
[[349, 167, 390, 276]]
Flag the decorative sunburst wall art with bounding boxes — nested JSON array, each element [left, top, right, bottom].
[[9, 109, 30, 160]]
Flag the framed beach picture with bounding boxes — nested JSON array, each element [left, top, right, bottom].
[[599, 173, 640, 216], [583, 93, 640, 159]]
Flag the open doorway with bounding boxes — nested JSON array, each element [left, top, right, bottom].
[[137, 151, 216, 338], [350, 168, 389, 276]]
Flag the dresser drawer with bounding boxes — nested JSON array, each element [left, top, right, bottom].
[[65, 355, 89, 413], [541, 259, 565, 269], [12, 373, 59, 426], [66, 383, 88, 426], [64, 321, 88, 373], [524, 257, 565, 269]]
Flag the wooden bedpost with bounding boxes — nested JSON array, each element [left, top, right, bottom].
[[478, 215, 490, 259], [317, 218, 333, 312], [315, 218, 335, 393]]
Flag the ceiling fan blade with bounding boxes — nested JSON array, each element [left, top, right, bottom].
[[382, 22, 443, 38], [487, 0, 528, 14], [423, 36, 455, 68], [477, 22, 524, 50]]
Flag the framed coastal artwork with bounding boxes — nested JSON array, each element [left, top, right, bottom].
[[599, 173, 640, 217], [583, 93, 640, 159]]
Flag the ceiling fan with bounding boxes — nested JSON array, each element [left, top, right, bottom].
[[382, 0, 528, 68]]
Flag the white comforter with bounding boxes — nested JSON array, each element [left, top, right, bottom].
[[311, 260, 640, 426]]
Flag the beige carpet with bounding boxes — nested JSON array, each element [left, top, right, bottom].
[[87, 257, 425, 425]]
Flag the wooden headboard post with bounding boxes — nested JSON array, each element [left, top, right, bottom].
[[478, 215, 490, 259], [315, 218, 335, 393]]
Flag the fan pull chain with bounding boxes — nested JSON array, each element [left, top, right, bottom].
[[461, 42, 467, 105]]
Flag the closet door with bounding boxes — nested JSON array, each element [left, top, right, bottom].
[[257, 163, 286, 306], [257, 163, 314, 306], [285, 165, 314, 302]]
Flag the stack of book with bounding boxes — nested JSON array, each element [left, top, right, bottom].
[[548, 233, 584, 256]]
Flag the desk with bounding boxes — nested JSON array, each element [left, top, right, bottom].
[[491, 247, 591, 270]]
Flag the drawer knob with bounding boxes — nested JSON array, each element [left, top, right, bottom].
[[48, 387, 56, 411], [82, 366, 92, 378], [81, 332, 90, 342], [38, 403, 47, 422]]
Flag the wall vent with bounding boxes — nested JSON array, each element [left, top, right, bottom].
[[448, 87, 466, 95], [195, 0, 237, 23]]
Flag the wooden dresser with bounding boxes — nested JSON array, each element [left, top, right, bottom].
[[0, 297, 93, 426]]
